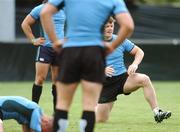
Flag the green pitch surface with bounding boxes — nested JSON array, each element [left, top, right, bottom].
[[0, 81, 179, 132]]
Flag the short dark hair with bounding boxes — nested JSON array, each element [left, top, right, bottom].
[[107, 17, 115, 24]]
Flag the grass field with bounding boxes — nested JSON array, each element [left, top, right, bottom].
[[0, 81, 180, 132]]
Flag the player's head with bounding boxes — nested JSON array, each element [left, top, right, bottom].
[[41, 115, 53, 132], [104, 17, 115, 40]]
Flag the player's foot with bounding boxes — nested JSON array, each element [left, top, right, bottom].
[[154, 109, 171, 123]]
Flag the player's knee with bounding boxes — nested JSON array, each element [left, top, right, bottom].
[[96, 116, 108, 123], [141, 74, 150, 86], [96, 111, 109, 123], [36, 76, 46, 85]]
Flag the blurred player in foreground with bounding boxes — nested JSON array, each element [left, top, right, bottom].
[[40, 0, 134, 131], [96, 17, 171, 123], [21, 0, 65, 110], [0, 96, 53, 132]]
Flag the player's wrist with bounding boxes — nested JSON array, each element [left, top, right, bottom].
[[53, 39, 63, 47], [132, 63, 138, 67], [31, 38, 37, 45]]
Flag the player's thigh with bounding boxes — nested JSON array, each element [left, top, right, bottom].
[[35, 62, 50, 78], [81, 80, 102, 111], [56, 82, 78, 110], [96, 102, 114, 122], [51, 66, 59, 83], [123, 73, 145, 93], [96, 102, 114, 115]]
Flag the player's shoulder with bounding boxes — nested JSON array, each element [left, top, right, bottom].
[[0, 96, 27, 103], [112, 35, 133, 45], [112, 34, 117, 39], [32, 4, 44, 12], [123, 39, 133, 44]]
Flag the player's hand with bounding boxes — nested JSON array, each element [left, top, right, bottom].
[[105, 65, 115, 77], [31, 37, 45, 46], [127, 64, 138, 75], [104, 41, 114, 55], [52, 39, 64, 54]]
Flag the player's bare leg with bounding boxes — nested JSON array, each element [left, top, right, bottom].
[[124, 73, 171, 123]]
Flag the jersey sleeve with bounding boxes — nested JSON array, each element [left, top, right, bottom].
[[122, 39, 135, 52], [30, 4, 44, 20], [30, 108, 43, 132], [48, 0, 64, 10], [113, 0, 128, 15]]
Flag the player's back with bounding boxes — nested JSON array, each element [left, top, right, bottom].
[[61, 0, 128, 47], [0, 96, 39, 109]]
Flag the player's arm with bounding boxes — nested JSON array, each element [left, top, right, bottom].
[[112, 13, 134, 50], [0, 119, 4, 132], [40, 3, 63, 48], [128, 45, 144, 75], [21, 15, 45, 46], [104, 0, 134, 54]]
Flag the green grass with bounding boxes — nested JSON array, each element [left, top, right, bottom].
[[0, 81, 180, 132]]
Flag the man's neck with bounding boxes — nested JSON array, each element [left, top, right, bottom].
[[104, 36, 113, 42]]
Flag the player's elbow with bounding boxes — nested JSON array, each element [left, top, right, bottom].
[[21, 20, 30, 32], [21, 21, 26, 30], [125, 21, 134, 37], [141, 50, 144, 58], [122, 16, 134, 37], [137, 47, 144, 58]]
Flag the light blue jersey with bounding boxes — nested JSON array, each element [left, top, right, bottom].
[[106, 35, 135, 76], [30, 4, 65, 47], [0, 96, 43, 132], [48, 0, 128, 48]]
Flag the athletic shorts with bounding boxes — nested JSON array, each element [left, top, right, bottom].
[[98, 72, 130, 103], [57, 46, 105, 83], [35, 46, 60, 66]]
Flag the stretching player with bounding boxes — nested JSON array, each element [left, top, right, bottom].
[[96, 17, 171, 123]]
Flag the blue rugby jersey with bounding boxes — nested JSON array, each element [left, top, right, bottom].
[[0, 96, 43, 132], [30, 4, 65, 47], [106, 35, 135, 76], [48, 0, 128, 47]]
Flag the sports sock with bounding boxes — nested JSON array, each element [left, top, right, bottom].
[[32, 84, 42, 104], [80, 111, 95, 132], [0, 109, 3, 120], [54, 109, 68, 132], [52, 84, 57, 111], [153, 107, 160, 115]]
